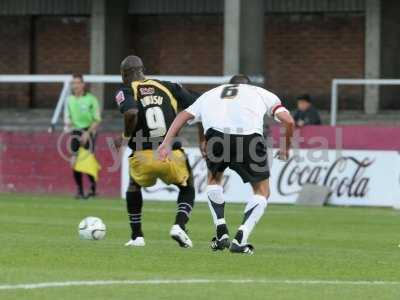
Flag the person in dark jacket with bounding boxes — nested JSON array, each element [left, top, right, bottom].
[[293, 94, 321, 127]]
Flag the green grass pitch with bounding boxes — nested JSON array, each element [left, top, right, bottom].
[[0, 193, 399, 300]]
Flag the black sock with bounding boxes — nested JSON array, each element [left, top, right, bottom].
[[87, 175, 96, 194], [126, 190, 143, 239], [208, 198, 228, 238], [217, 224, 229, 239], [175, 184, 195, 230], [234, 230, 244, 244], [73, 171, 83, 194]]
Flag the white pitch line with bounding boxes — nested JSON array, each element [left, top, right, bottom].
[[1, 279, 400, 291]]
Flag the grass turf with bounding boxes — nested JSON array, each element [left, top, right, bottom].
[[0, 193, 399, 299]]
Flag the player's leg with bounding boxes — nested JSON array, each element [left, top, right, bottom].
[[86, 175, 97, 197], [165, 150, 194, 248], [70, 130, 85, 199], [124, 178, 145, 247], [85, 132, 97, 198], [170, 182, 195, 248], [230, 133, 270, 254], [231, 179, 269, 254], [72, 170, 84, 198], [207, 171, 230, 251], [174, 183, 194, 231], [125, 150, 159, 247], [204, 128, 230, 250]]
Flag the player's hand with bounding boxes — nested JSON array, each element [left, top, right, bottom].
[[157, 143, 171, 161], [114, 136, 123, 152], [69, 155, 77, 168], [63, 121, 72, 133], [199, 140, 207, 158], [80, 131, 90, 145], [275, 149, 289, 161], [63, 125, 71, 133]]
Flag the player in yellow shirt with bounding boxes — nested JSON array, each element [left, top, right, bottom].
[[115, 55, 199, 248]]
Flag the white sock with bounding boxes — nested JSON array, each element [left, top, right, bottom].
[[237, 194, 267, 245], [206, 185, 226, 227]]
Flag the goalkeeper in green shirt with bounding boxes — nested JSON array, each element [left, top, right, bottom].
[[65, 74, 101, 199]]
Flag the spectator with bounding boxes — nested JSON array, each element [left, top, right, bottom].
[[65, 74, 101, 199], [293, 94, 321, 127]]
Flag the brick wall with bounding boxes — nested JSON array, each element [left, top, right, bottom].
[[33, 17, 90, 108], [131, 15, 223, 75], [131, 14, 364, 109], [0, 17, 32, 108], [1, 13, 364, 110], [0, 16, 90, 109], [130, 15, 224, 95], [265, 14, 365, 109]]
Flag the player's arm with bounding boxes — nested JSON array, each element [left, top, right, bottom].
[[197, 123, 206, 157], [89, 95, 101, 132], [158, 93, 204, 159], [260, 88, 294, 161], [114, 86, 139, 149], [274, 110, 295, 161], [82, 96, 101, 143], [163, 81, 206, 156], [158, 111, 195, 160], [123, 109, 138, 137], [63, 97, 72, 132]]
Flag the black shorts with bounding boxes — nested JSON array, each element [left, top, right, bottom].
[[70, 129, 97, 154], [205, 128, 270, 183]]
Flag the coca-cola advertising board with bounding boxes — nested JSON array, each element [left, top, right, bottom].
[[121, 148, 400, 207]]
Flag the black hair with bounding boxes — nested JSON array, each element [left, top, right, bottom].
[[229, 74, 251, 84], [72, 73, 84, 82], [296, 94, 311, 103], [71, 73, 87, 95]]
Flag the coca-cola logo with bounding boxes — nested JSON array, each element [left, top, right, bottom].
[[142, 152, 375, 201], [277, 156, 374, 198]]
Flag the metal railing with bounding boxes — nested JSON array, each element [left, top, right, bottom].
[[0, 74, 264, 131], [331, 78, 400, 126]]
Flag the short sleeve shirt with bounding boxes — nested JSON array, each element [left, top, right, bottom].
[[185, 84, 282, 135], [67, 92, 101, 129]]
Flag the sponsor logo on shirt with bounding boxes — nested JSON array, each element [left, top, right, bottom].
[[140, 87, 155, 95], [80, 104, 89, 112], [115, 91, 125, 105]]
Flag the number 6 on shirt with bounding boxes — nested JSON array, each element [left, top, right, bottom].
[[220, 85, 238, 99]]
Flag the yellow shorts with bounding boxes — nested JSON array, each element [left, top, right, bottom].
[[129, 149, 190, 187]]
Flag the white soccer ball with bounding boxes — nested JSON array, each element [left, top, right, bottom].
[[78, 216, 106, 240]]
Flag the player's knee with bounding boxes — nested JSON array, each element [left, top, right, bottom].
[[127, 180, 141, 192], [253, 189, 269, 200], [260, 196, 268, 210], [208, 172, 224, 185], [179, 183, 195, 200], [206, 184, 224, 204], [252, 181, 270, 199], [177, 183, 195, 209], [254, 194, 268, 211]]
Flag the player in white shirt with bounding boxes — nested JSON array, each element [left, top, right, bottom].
[[158, 75, 294, 254]]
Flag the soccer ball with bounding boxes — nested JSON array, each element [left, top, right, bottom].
[[78, 216, 106, 240]]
